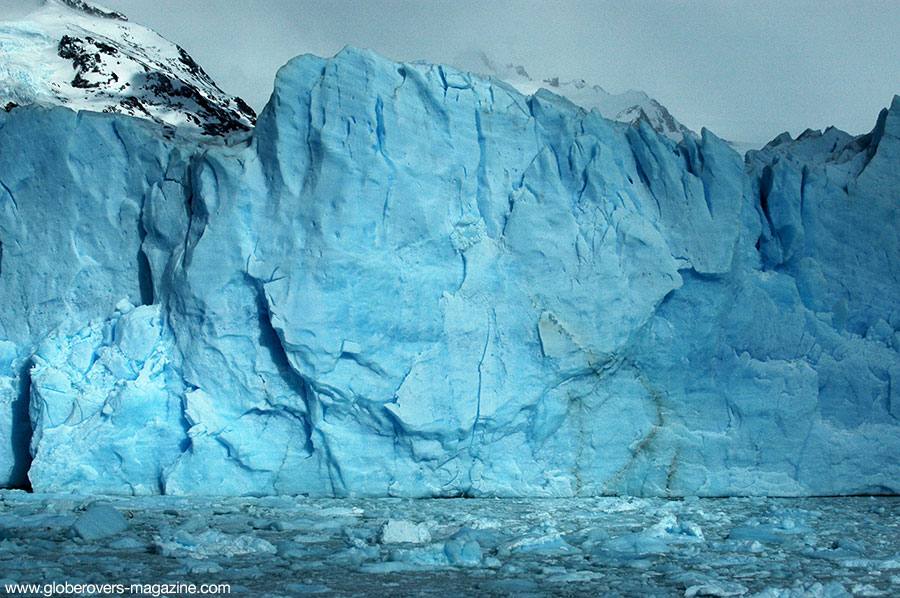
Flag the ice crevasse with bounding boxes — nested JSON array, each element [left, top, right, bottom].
[[1, 47, 899, 497]]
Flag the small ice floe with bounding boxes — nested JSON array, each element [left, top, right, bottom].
[[593, 497, 651, 513], [802, 538, 867, 561], [359, 542, 450, 573], [317, 506, 364, 517], [727, 518, 810, 544], [838, 557, 900, 569], [502, 531, 575, 556], [174, 557, 224, 575], [463, 516, 502, 529], [283, 583, 333, 594], [105, 536, 146, 550], [542, 568, 603, 583], [848, 583, 887, 597], [378, 519, 431, 544], [675, 570, 748, 597], [748, 581, 850, 597], [595, 514, 705, 559], [154, 526, 276, 558], [447, 525, 505, 550], [70, 504, 128, 541], [684, 579, 749, 597], [650, 513, 705, 541], [442, 539, 483, 566]]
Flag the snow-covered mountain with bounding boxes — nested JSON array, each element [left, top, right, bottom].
[[0, 0, 255, 137], [452, 51, 697, 143]]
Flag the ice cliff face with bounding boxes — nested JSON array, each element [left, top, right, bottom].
[[1, 46, 899, 497], [0, 0, 256, 137]]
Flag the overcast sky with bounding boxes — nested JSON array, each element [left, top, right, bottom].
[[96, 0, 900, 145]]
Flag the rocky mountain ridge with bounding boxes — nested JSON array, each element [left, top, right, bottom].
[[0, 0, 255, 138]]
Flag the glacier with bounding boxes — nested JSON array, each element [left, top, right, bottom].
[[1, 46, 899, 497]]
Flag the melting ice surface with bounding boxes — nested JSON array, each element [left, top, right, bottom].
[[2, 492, 900, 597]]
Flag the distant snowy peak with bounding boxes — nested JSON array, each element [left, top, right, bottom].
[[543, 77, 697, 143], [453, 51, 697, 143], [0, 0, 255, 138]]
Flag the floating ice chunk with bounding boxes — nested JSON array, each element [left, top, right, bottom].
[[378, 520, 431, 544], [154, 527, 276, 558], [598, 532, 671, 556], [728, 520, 809, 544], [70, 504, 128, 540], [848, 585, 886, 597], [838, 557, 900, 569], [685, 580, 748, 596], [175, 558, 224, 575], [651, 514, 705, 541], [384, 544, 449, 567], [443, 539, 483, 566], [749, 581, 850, 598], [596, 514, 705, 560], [106, 536, 146, 550], [504, 531, 575, 555]]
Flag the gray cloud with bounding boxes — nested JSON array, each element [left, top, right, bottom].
[[96, 0, 900, 144]]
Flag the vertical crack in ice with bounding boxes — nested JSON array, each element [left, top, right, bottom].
[[792, 423, 814, 481], [374, 96, 387, 153], [626, 132, 669, 221], [666, 449, 680, 495], [181, 157, 214, 269], [437, 65, 449, 94], [799, 165, 808, 222], [0, 177, 18, 212], [136, 197, 154, 306], [10, 358, 33, 490], [454, 251, 468, 295], [758, 164, 776, 234], [697, 173, 714, 217], [474, 104, 488, 218], [249, 276, 314, 456], [374, 95, 395, 236], [245, 276, 353, 496], [469, 312, 492, 451]]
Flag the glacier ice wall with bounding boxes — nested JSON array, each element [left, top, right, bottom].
[[0, 107, 193, 487], [1, 47, 899, 496]]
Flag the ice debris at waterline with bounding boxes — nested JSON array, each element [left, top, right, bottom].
[[1, 46, 899, 497], [2, 493, 900, 597]]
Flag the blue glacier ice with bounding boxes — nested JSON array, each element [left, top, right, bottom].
[[1, 47, 899, 496]]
